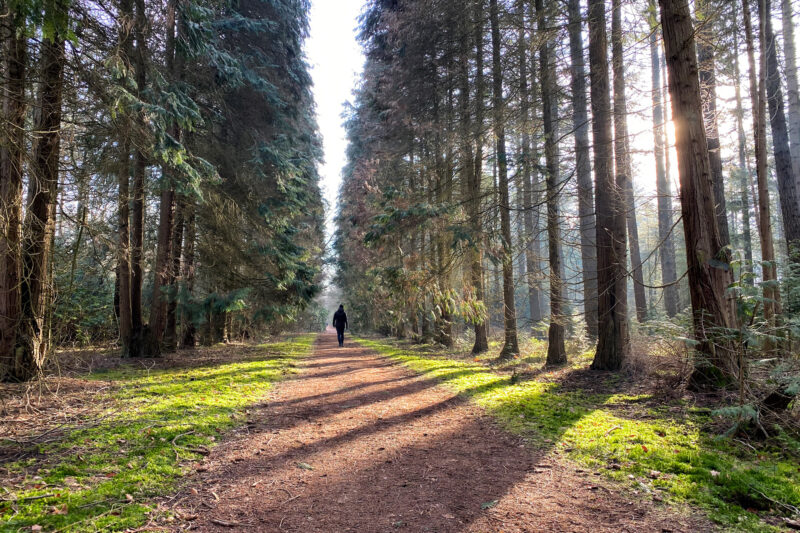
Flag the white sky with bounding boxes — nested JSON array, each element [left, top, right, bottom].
[[306, 0, 365, 241]]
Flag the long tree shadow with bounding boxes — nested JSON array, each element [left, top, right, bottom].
[[260, 373, 418, 409], [180, 344, 659, 532]]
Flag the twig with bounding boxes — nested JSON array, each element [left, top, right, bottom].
[[266, 487, 294, 500], [280, 494, 301, 506], [172, 430, 196, 446], [604, 425, 622, 436], [754, 488, 800, 516], [0, 493, 54, 503], [734, 438, 758, 453], [210, 518, 253, 527]]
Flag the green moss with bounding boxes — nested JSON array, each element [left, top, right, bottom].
[[358, 338, 799, 532], [0, 335, 314, 532]]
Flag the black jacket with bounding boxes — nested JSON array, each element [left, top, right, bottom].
[[333, 309, 348, 331]]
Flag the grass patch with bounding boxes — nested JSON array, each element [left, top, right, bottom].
[[0, 335, 315, 532], [358, 337, 800, 532]]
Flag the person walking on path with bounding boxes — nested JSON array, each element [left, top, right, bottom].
[[332, 305, 348, 347]]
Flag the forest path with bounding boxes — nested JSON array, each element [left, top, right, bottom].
[[172, 333, 705, 532]]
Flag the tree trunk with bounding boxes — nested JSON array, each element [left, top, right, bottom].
[[589, 0, 629, 370], [765, 0, 800, 317], [181, 201, 197, 348], [490, 0, 519, 359], [567, 0, 598, 338], [696, 0, 731, 247], [145, 185, 174, 356], [733, 28, 755, 286], [117, 140, 133, 357], [659, 0, 738, 388], [743, 0, 780, 324], [474, 10, 490, 352], [433, 68, 454, 348], [535, 0, 566, 365], [163, 197, 183, 352], [763, 0, 800, 267], [0, 5, 26, 379], [14, 0, 68, 380], [517, 0, 541, 335], [146, 0, 186, 355], [466, 1, 488, 354], [129, 0, 147, 357], [116, 0, 134, 358], [648, 17, 679, 317], [781, 0, 800, 195], [612, 0, 647, 323]]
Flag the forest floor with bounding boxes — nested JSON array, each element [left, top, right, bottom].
[[0, 336, 315, 531], [2, 332, 796, 531], [169, 332, 712, 532]]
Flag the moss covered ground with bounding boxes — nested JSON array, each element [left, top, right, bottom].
[[358, 337, 800, 532], [0, 335, 315, 532]]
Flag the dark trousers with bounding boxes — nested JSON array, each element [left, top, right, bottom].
[[336, 329, 345, 346]]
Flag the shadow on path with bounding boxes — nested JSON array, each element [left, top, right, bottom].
[[172, 333, 710, 533]]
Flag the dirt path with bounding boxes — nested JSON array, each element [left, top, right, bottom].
[[172, 333, 709, 532]]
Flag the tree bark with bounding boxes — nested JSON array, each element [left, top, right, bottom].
[[146, 0, 187, 355], [567, 0, 598, 338], [163, 197, 183, 352], [659, 0, 738, 388], [145, 185, 174, 356], [781, 0, 800, 195], [517, 0, 542, 335], [181, 201, 197, 348], [129, 0, 147, 357], [490, 0, 519, 359], [743, 0, 780, 323], [535, 0, 566, 366], [612, 0, 647, 323], [0, 5, 26, 379], [763, 0, 800, 264], [733, 27, 755, 286], [14, 0, 68, 380], [648, 15, 679, 317], [468, 0, 489, 354], [589, 0, 629, 370], [115, 0, 134, 358], [696, 0, 731, 247]]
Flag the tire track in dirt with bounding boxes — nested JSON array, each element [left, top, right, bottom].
[[172, 333, 711, 532]]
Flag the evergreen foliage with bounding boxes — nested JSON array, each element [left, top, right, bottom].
[[0, 0, 324, 375]]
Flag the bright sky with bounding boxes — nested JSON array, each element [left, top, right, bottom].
[[306, 0, 365, 241]]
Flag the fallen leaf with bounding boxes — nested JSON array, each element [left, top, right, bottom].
[[31, 526, 42, 532], [125, 493, 134, 502]]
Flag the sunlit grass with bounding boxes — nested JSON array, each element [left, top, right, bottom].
[[0, 335, 315, 532], [358, 337, 800, 532]]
